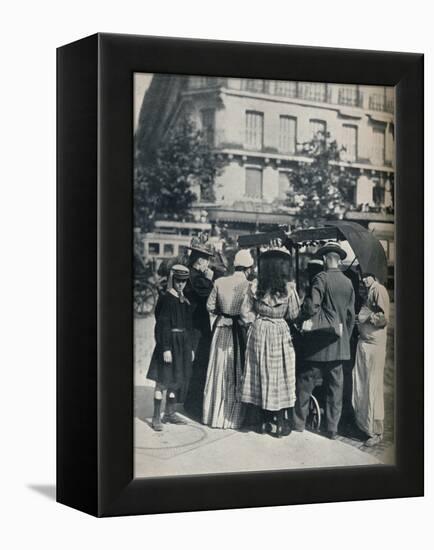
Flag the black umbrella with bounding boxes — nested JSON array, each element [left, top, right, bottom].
[[237, 220, 389, 285], [325, 220, 388, 284]]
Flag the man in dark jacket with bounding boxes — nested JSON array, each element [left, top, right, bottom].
[[294, 242, 355, 439]]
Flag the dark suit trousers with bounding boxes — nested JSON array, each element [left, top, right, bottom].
[[294, 361, 344, 432]]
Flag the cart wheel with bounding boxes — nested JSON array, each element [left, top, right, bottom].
[[134, 283, 157, 317], [306, 394, 321, 432]]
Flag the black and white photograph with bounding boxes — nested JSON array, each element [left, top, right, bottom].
[[3, 0, 430, 541], [133, 73, 396, 478]]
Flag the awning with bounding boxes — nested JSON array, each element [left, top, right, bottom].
[[208, 209, 293, 225], [345, 211, 394, 223]]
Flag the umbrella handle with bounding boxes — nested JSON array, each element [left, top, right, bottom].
[[344, 255, 358, 272]]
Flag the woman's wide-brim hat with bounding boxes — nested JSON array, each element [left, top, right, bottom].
[[187, 236, 214, 257], [315, 241, 347, 260]]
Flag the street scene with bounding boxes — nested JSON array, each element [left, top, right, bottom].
[[134, 306, 394, 477], [133, 73, 395, 478]]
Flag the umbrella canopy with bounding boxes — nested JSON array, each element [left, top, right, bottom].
[[237, 221, 389, 285], [325, 221, 388, 284]]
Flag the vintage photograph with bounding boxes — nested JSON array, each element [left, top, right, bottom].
[[133, 73, 395, 478]]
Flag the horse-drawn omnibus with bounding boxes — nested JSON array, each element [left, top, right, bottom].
[[139, 221, 212, 269], [134, 221, 213, 317]]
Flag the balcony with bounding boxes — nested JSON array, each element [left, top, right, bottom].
[[338, 87, 363, 108], [187, 76, 393, 113], [369, 94, 394, 113], [236, 80, 367, 110]]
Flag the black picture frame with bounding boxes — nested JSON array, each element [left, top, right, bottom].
[[57, 33, 424, 517]]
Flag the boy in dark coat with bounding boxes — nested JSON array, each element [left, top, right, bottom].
[[147, 265, 194, 431]]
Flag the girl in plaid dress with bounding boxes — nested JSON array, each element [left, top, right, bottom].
[[240, 250, 300, 438]]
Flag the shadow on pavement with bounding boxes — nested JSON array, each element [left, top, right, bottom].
[[134, 385, 203, 425], [134, 386, 155, 422]]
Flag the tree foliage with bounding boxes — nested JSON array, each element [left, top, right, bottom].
[[286, 132, 357, 227], [134, 117, 224, 231]]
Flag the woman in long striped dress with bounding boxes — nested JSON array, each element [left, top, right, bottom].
[[203, 250, 254, 429], [240, 249, 300, 438]]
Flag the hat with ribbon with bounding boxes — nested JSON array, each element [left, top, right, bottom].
[[315, 241, 347, 260], [187, 233, 214, 257]]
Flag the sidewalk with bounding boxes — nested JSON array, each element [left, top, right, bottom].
[[134, 386, 380, 478], [134, 305, 395, 478]]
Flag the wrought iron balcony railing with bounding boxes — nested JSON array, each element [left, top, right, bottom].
[[369, 94, 394, 113], [338, 87, 363, 108], [186, 77, 393, 113]]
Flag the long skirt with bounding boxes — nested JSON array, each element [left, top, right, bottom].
[[241, 318, 296, 411], [183, 330, 212, 419], [352, 339, 386, 437], [203, 325, 245, 429]]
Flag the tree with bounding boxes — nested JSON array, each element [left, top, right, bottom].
[[285, 131, 357, 227], [134, 117, 224, 231]]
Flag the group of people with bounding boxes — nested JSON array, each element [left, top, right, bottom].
[[146, 236, 390, 447]]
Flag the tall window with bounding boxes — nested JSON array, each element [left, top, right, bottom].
[[369, 89, 386, 112], [279, 116, 297, 154], [163, 244, 175, 257], [245, 167, 263, 199], [338, 85, 360, 107], [373, 178, 386, 205], [148, 243, 160, 256], [342, 124, 358, 161], [368, 87, 394, 113], [201, 109, 215, 146], [299, 82, 327, 102], [275, 81, 297, 98], [371, 126, 386, 165], [385, 87, 394, 113], [245, 111, 264, 150], [309, 119, 327, 139], [278, 171, 291, 200], [243, 79, 265, 93]]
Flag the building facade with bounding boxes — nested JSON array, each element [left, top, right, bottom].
[[135, 75, 395, 261]]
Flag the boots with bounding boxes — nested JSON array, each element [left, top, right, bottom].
[[259, 409, 271, 434], [162, 393, 186, 425], [274, 410, 293, 438], [151, 398, 163, 432], [282, 408, 292, 437]]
